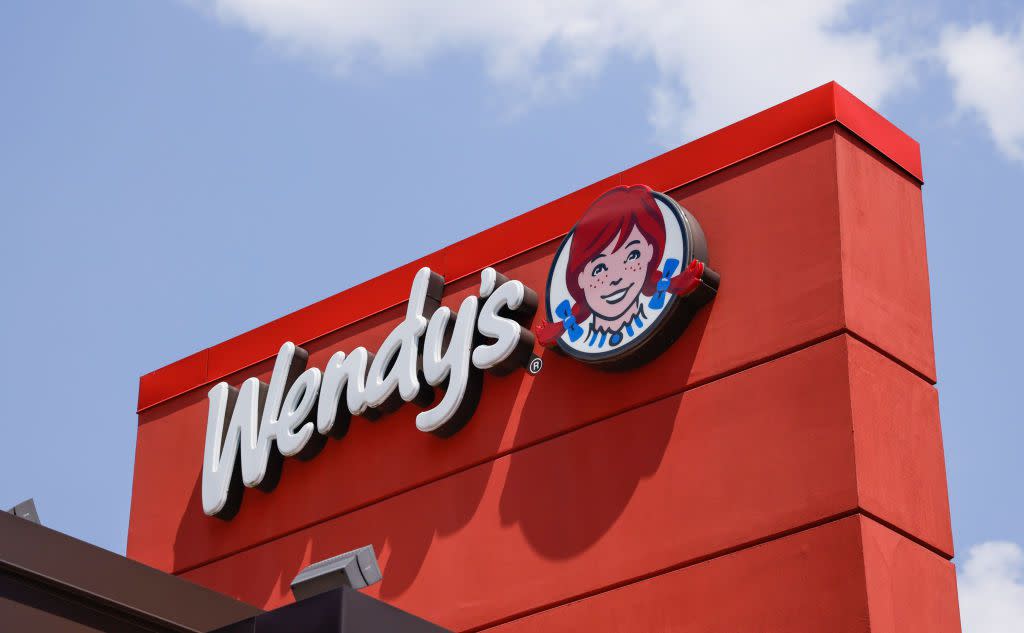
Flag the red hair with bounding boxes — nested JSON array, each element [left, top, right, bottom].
[[564, 184, 666, 322], [536, 184, 705, 347]]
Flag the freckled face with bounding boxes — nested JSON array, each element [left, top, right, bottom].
[[577, 225, 654, 319]]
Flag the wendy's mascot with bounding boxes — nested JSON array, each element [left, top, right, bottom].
[[537, 184, 717, 362]]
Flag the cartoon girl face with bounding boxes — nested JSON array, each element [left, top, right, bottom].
[[560, 184, 667, 339], [537, 183, 713, 356], [577, 224, 655, 321]]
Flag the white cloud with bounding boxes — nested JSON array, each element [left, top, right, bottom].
[[940, 21, 1024, 161], [958, 541, 1024, 633], [194, 0, 908, 145]]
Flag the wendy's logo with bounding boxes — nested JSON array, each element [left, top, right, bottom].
[[537, 184, 718, 367]]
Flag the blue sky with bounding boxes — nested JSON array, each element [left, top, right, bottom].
[[2, 1, 1022, 628]]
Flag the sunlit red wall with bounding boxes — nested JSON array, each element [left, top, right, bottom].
[[128, 83, 962, 632]]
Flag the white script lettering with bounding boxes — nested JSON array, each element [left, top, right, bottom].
[[201, 267, 537, 519]]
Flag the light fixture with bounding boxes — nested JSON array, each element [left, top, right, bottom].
[[5, 498, 40, 525], [290, 544, 382, 601]]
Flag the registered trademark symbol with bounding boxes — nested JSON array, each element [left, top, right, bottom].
[[527, 355, 544, 375]]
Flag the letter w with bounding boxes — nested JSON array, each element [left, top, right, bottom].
[[201, 378, 266, 519]]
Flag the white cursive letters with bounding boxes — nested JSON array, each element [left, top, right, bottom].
[[201, 267, 538, 519]]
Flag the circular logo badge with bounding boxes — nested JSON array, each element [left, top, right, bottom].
[[538, 185, 717, 368]]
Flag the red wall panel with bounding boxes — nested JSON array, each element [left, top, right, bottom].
[[861, 516, 962, 633], [847, 335, 952, 554], [178, 337, 948, 632], [836, 130, 935, 380], [481, 516, 957, 633]]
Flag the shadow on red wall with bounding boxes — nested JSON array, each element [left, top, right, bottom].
[[497, 303, 711, 559]]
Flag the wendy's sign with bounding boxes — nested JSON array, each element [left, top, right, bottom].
[[537, 184, 718, 367], [200, 185, 716, 520], [201, 267, 538, 519]]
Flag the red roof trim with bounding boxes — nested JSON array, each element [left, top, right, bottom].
[[137, 81, 922, 413]]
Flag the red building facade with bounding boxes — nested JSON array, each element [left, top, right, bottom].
[[129, 83, 962, 632]]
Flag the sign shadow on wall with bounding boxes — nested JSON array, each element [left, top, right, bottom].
[[498, 301, 713, 560]]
